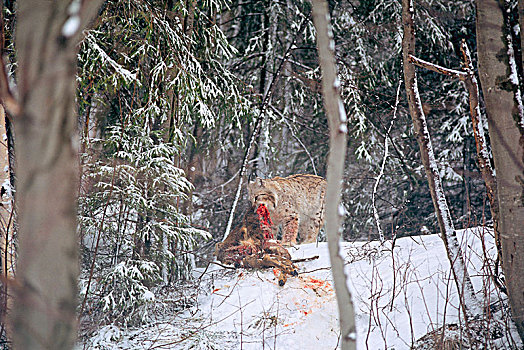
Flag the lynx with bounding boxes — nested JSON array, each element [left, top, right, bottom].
[[247, 174, 326, 245]]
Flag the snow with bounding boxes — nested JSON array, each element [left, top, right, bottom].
[[333, 77, 341, 89], [142, 290, 155, 302], [1, 178, 12, 198], [337, 203, 345, 217], [506, 33, 524, 128], [62, 15, 80, 38], [338, 100, 347, 123], [62, 0, 82, 37], [82, 228, 521, 349], [68, 0, 81, 15], [329, 39, 335, 52], [86, 34, 139, 85]]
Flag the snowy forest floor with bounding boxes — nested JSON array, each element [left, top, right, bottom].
[[81, 227, 523, 349]]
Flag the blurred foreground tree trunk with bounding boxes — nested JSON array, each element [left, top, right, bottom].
[[476, 0, 524, 341], [11, 1, 102, 349], [311, 0, 356, 348]]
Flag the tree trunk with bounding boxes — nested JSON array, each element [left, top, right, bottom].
[[401, 0, 481, 320], [11, 1, 102, 349], [183, 0, 197, 40], [459, 41, 503, 275], [184, 123, 203, 219], [311, 1, 356, 348], [476, 0, 524, 340]]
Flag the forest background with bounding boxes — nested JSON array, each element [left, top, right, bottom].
[[0, 0, 522, 347]]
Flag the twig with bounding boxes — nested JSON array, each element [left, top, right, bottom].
[[298, 266, 331, 274], [372, 79, 402, 242], [238, 291, 244, 349], [269, 104, 318, 175]]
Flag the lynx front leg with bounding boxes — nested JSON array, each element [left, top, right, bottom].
[[281, 215, 299, 246]]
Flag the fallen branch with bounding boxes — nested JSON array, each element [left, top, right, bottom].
[[292, 255, 320, 263]]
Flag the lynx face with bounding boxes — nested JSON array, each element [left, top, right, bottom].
[[247, 174, 326, 245], [248, 179, 277, 212]]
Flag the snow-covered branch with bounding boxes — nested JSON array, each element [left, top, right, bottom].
[[408, 55, 467, 80]]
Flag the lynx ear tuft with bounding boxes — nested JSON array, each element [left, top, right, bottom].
[[257, 178, 264, 186]]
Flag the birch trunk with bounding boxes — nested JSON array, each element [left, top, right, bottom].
[[401, 0, 481, 319], [476, 0, 524, 340], [311, 1, 356, 348], [11, 1, 102, 348]]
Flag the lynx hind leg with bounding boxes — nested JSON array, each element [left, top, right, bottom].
[[281, 215, 299, 246], [300, 213, 324, 244]]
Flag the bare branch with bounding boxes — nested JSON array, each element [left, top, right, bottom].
[[372, 79, 402, 243], [268, 104, 318, 175], [409, 55, 467, 80]]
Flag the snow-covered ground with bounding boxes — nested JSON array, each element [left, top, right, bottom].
[[83, 227, 522, 349]]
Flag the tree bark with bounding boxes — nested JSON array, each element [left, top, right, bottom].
[[311, 1, 356, 348], [402, 0, 481, 320], [476, 0, 524, 340], [11, 1, 102, 349]]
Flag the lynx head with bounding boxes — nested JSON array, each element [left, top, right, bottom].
[[247, 177, 278, 212]]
